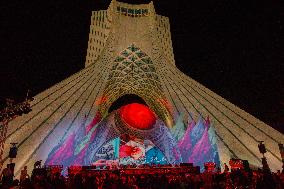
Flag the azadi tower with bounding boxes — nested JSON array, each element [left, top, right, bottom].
[[2, 0, 283, 176]]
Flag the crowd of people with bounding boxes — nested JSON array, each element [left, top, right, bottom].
[[1, 163, 284, 189]]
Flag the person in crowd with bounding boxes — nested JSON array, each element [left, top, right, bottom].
[[224, 163, 229, 173], [1, 161, 284, 189], [1, 164, 13, 188], [20, 166, 29, 185], [34, 160, 42, 169], [10, 179, 20, 189]]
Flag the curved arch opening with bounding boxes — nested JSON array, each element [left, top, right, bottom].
[[108, 94, 147, 113]]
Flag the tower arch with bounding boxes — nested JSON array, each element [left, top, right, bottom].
[[108, 94, 147, 113], [98, 44, 174, 127]]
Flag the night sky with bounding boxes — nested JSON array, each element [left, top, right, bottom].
[[1, 0, 283, 133]]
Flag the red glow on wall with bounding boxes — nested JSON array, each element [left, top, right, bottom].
[[95, 95, 108, 106], [157, 98, 173, 114], [119, 103, 156, 130]]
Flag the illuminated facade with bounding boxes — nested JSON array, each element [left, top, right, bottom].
[[2, 0, 283, 177]]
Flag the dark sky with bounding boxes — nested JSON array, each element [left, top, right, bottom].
[[1, 0, 283, 133]]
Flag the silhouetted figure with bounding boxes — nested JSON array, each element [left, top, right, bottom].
[[1, 164, 13, 187], [72, 174, 83, 189], [224, 163, 229, 173], [20, 166, 29, 185], [34, 160, 42, 169], [52, 172, 65, 189], [21, 178, 32, 189], [11, 179, 20, 189]]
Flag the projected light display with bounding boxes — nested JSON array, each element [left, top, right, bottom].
[[119, 103, 156, 130], [45, 102, 220, 172]]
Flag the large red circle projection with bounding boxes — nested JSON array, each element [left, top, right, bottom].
[[119, 103, 156, 130]]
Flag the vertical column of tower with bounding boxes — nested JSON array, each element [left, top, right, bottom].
[[149, 14, 185, 123], [148, 2, 156, 32], [157, 16, 176, 66], [85, 0, 115, 68], [107, 0, 116, 23], [83, 3, 121, 123]]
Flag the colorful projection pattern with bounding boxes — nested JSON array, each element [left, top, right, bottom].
[[45, 103, 220, 171]]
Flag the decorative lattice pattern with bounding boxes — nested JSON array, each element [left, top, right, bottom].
[[98, 44, 173, 127]]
